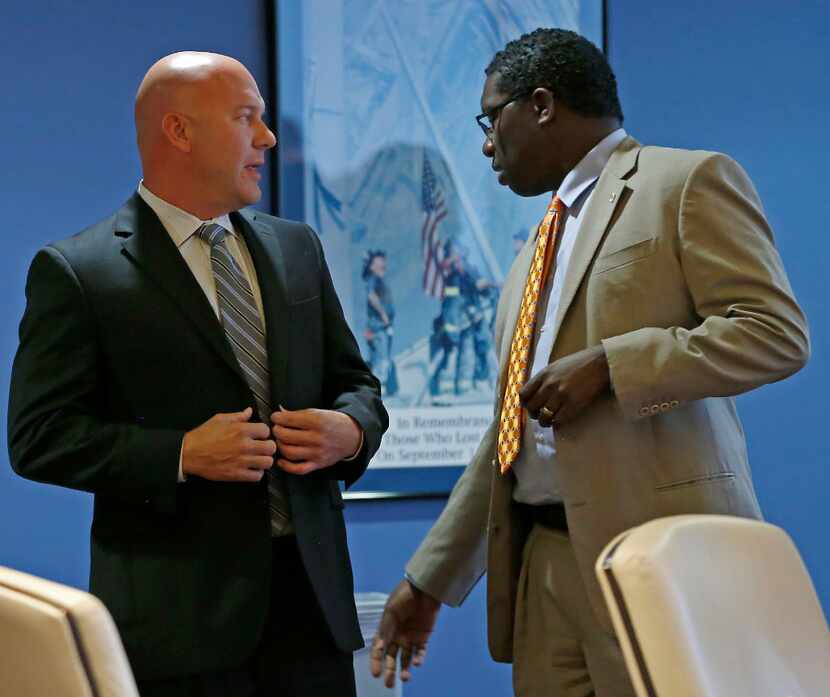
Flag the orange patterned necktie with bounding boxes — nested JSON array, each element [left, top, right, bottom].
[[498, 195, 565, 474]]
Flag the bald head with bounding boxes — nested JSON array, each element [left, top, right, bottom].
[[135, 52, 247, 152], [134, 51, 276, 219]]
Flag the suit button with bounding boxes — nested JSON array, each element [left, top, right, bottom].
[[650, 405, 660, 415], [670, 400, 679, 407], [660, 402, 671, 412], [639, 406, 650, 417]]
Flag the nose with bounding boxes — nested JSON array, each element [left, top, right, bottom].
[[482, 136, 494, 158], [257, 122, 277, 150]]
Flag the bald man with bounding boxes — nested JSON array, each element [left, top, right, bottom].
[[8, 52, 387, 697]]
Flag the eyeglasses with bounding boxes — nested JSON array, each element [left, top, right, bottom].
[[475, 93, 530, 139]]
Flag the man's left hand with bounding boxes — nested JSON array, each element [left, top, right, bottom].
[[520, 345, 611, 427], [271, 408, 362, 475]]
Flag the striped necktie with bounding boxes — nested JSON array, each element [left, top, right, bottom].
[[497, 195, 565, 474], [198, 223, 292, 535]]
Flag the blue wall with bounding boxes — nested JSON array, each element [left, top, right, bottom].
[[608, 0, 830, 602], [1, 3, 827, 697]]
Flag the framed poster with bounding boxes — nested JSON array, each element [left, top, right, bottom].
[[272, 1, 604, 496]]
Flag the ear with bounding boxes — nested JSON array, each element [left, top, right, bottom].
[[531, 87, 555, 126], [160, 112, 193, 153]]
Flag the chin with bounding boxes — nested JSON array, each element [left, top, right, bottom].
[[239, 187, 262, 207], [508, 181, 541, 198]]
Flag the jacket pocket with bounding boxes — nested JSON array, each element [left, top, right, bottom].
[[592, 235, 656, 275], [655, 471, 735, 492], [652, 471, 750, 519], [288, 291, 321, 307]]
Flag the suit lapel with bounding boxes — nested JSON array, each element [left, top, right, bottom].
[[117, 193, 246, 383], [234, 210, 291, 402], [548, 137, 641, 352]]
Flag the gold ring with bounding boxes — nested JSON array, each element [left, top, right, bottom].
[[539, 406, 555, 421]]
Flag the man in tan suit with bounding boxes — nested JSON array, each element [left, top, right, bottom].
[[370, 28, 809, 697]]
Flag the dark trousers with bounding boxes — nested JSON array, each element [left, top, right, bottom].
[[137, 536, 356, 697]]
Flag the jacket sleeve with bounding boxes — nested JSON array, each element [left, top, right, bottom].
[[404, 421, 495, 606], [603, 153, 810, 420], [404, 255, 529, 605], [307, 227, 388, 486], [7, 246, 182, 513]]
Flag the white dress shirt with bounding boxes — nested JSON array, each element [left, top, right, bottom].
[[512, 128, 628, 505]]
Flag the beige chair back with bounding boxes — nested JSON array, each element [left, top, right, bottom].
[[595, 515, 830, 697], [0, 565, 139, 697]]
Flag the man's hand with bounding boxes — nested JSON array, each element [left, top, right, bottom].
[[370, 580, 441, 688], [520, 344, 611, 426], [271, 408, 362, 475], [182, 407, 275, 482]]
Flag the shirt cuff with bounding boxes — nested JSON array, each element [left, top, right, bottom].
[[178, 439, 186, 483], [342, 429, 364, 461]]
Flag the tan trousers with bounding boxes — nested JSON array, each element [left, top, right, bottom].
[[513, 525, 636, 697]]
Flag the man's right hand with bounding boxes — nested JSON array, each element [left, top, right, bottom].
[[181, 407, 275, 482], [370, 579, 441, 688]]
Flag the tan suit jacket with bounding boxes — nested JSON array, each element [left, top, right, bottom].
[[406, 137, 809, 662]]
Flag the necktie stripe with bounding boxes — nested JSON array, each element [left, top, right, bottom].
[[210, 244, 254, 296], [212, 253, 257, 301], [203, 226, 223, 246], [197, 222, 293, 535], [219, 303, 269, 362], [221, 321, 269, 374], [254, 400, 271, 420], [212, 263, 259, 316], [231, 344, 271, 395], [222, 329, 270, 387], [212, 254, 257, 299], [216, 284, 266, 339]]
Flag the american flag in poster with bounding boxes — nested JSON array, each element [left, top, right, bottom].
[[421, 155, 448, 298]]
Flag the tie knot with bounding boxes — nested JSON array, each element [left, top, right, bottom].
[[550, 195, 565, 215], [198, 223, 227, 247]]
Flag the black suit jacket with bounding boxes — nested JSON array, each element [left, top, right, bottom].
[[7, 194, 388, 680]]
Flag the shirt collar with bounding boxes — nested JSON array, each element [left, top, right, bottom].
[[555, 128, 628, 209], [137, 181, 235, 248]]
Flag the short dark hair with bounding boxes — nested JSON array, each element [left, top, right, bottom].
[[361, 249, 386, 280], [486, 28, 623, 122]]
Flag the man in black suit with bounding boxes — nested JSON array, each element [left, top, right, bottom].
[[7, 51, 387, 697]]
